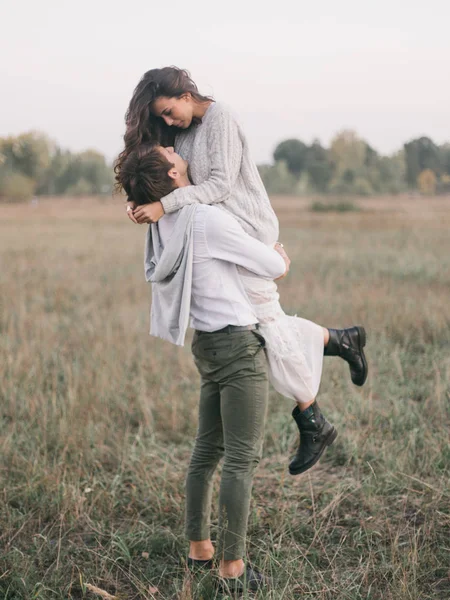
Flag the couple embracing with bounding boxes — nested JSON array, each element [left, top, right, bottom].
[[115, 67, 368, 593]]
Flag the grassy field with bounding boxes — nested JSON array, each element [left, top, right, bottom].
[[0, 195, 449, 600]]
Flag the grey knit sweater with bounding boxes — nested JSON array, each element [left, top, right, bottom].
[[160, 102, 279, 246]]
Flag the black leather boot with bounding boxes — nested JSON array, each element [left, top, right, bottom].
[[289, 401, 337, 476], [324, 326, 368, 386]]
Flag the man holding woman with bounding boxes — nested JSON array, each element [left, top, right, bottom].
[[116, 141, 366, 591]]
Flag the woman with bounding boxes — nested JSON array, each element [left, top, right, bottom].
[[115, 66, 368, 562]]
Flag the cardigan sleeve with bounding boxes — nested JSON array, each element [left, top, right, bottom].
[[160, 106, 243, 214]]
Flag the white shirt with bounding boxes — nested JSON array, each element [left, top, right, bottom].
[[157, 204, 285, 332]]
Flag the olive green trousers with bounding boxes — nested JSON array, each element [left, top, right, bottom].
[[185, 328, 269, 561]]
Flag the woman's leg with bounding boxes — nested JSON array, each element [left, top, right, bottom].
[[289, 400, 337, 475], [185, 377, 224, 560], [284, 322, 366, 475], [256, 315, 334, 474], [286, 328, 336, 475]]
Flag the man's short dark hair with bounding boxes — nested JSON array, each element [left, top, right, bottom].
[[115, 144, 175, 205]]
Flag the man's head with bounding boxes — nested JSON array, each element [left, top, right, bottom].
[[117, 144, 189, 206]]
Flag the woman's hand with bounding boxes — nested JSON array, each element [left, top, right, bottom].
[[133, 202, 165, 224], [274, 242, 291, 280], [126, 201, 138, 224]]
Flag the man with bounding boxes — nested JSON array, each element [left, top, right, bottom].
[[118, 143, 289, 592]]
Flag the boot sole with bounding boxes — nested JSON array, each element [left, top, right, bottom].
[[289, 427, 338, 475], [353, 326, 368, 387]]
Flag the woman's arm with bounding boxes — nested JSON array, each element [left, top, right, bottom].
[[160, 106, 243, 214]]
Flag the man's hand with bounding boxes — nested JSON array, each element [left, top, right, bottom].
[[133, 202, 165, 224], [274, 242, 291, 280]]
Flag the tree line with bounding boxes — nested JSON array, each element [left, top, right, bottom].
[[259, 131, 450, 196], [0, 132, 114, 202], [1, 129, 449, 202]]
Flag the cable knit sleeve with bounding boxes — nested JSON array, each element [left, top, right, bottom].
[[160, 106, 243, 214]]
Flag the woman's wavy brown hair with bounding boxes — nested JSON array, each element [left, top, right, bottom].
[[116, 144, 176, 206], [114, 67, 213, 197]]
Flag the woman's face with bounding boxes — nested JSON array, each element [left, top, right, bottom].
[[151, 95, 194, 129]]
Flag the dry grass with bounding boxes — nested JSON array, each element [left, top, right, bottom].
[[0, 195, 449, 599]]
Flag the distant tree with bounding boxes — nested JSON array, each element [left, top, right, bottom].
[[404, 137, 441, 187], [330, 130, 367, 175], [417, 169, 437, 195], [342, 169, 355, 184], [353, 177, 374, 196], [364, 143, 379, 168], [305, 140, 333, 192], [0, 132, 114, 201], [42, 149, 113, 195], [0, 170, 35, 202], [0, 132, 52, 181], [37, 147, 72, 194], [328, 175, 374, 196], [273, 139, 308, 176], [258, 160, 297, 194], [65, 178, 96, 196], [375, 151, 407, 194], [439, 173, 450, 193], [439, 143, 450, 175], [74, 150, 113, 193], [328, 130, 374, 194]]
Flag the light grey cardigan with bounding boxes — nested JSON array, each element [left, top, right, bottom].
[[144, 204, 198, 346], [161, 102, 279, 246]]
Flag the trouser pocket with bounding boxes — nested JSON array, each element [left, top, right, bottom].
[[250, 329, 266, 348]]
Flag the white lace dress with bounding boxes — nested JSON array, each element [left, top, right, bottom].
[[239, 270, 324, 404]]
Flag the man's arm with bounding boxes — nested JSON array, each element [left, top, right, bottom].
[[204, 208, 286, 279]]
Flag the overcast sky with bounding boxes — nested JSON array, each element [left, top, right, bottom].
[[1, 0, 449, 163]]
